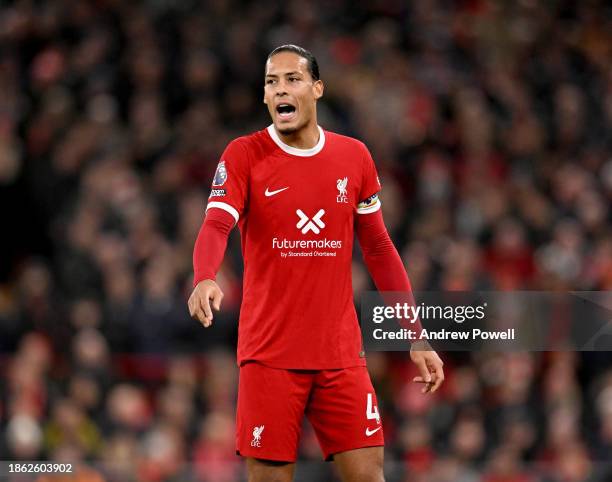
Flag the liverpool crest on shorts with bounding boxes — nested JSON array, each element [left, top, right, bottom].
[[251, 425, 264, 447]]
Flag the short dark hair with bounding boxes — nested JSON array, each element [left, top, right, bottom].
[[267, 44, 320, 81]]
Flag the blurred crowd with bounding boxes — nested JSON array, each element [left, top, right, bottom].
[[0, 0, 611, 481]]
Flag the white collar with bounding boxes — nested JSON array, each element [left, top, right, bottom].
[[266, 124, 325, 157]]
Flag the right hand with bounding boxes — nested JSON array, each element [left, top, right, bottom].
[[188, 279, 224, 328]]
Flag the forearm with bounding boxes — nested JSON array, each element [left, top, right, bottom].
[[356, 209, 422, 332], [192, 208, 235, 287]]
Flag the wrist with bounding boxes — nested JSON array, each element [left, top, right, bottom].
[[193, 275, 216, 288], [411, 339, 431, 351]]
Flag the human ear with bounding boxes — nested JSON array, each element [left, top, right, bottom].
[[313, 80, 324, 100]]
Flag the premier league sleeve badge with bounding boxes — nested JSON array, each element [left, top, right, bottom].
[[212, 161, 228, 186]]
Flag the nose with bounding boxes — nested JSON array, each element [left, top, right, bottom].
[[274, 79, 288, 96]]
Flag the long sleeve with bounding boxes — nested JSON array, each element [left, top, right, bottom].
[[192, 208, 235, 287], [356, 208, 422, 333]]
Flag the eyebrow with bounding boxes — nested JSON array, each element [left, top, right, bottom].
[[265, 71, 302, 78]]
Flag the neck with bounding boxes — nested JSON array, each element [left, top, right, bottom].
[[276, 121, 319, 149]]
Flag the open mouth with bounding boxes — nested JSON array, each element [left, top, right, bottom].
[[276, 103, 296, 119]]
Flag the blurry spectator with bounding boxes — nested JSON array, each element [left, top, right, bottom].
[[100, 431, 139, 482], [44, 398, 101, 458], [105, 384, 152, 433], [138, 423, 188, 482], [193, 411, 239, 482], [5, 413, 43, 459], [481, 447, 535, 482]]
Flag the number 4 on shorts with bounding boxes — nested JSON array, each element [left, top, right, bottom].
[[366, 393, 381, 424]]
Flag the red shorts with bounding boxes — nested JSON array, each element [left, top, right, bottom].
[[236, 362, 384, 462]]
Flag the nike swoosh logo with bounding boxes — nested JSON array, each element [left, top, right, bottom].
[[365, 427, 382, 437], [265, 187, 289, 197]]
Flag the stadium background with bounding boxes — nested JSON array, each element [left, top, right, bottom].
[[1, 0, 611, 481]]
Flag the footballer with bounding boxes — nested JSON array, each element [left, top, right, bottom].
[[188, 45, 444, 482]]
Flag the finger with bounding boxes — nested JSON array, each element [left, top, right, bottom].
[[427, 362, 437, 383], [199, 294, 213, 321], [414, 359, 433, 393], [188, 297, 199, 318], [212, 289, 224, 311], [413, 379, 434, 396], [201, 315, 212, 328], [194, 307, 211, 327], [431, 364, 445, 393], [424, 359, 440, 393], [415, 358, 432, 384]]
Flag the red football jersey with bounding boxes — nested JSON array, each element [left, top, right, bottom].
[[207, 125, 381, 369]]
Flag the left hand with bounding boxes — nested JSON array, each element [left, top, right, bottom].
[[410, 340, 445, 394]]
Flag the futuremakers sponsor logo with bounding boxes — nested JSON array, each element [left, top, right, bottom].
[[296, 209, 325, 234], [272, 238, 343, 249], [272, 208, 343, 255]]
